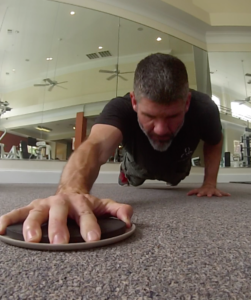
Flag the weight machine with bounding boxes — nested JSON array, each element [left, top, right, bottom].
[[240, 127, 251, 167]]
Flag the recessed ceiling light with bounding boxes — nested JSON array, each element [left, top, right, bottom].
[[157, 37, 162, 41], [138, 27, 143, 31], [70, 11, 75, 15], [12, 69, 16, 72], [73, 126, 76, 130], [98, 46, 103, 49], [46, 57, 53, 61]]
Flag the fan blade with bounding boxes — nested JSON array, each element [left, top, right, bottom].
[[245, 73, 251, 77], [99, 70, 116, 74], [48, 85, 54, 92], [56, 81, 68, 84], [45, 78, 55, 84], [120, 71, 134, 74], [247, 80, 251, 84], [56, 85, 67, 90], [118, 75, 127, 81], [233, 100, 245, 102], [34, 84, 50, 86], [107, 74, 117, 81]]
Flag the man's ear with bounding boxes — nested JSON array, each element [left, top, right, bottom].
[[130, 92, 138, 112], [185, 92, 191, 112]]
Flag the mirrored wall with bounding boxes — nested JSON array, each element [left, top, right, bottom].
[[209, 52, 251, 167], [1, 0, 197, 161]]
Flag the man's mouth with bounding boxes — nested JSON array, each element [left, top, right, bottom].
[[150, 135, 172, 142]]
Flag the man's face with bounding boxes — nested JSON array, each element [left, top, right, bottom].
[[130, 92, 191, 152]]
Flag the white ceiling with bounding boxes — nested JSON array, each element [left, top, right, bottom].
[[161, 0, 251, 26]]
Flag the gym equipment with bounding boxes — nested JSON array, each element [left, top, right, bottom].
[[191, 157, 201, 166], [0, 217, 136, 251], [36, 141, 51, 160], [0, 129, 22, 159], [224, 152, 231, 167], [240, 128, 251, 167]]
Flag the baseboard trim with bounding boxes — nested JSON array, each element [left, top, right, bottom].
[[0, 169, 250, 184]]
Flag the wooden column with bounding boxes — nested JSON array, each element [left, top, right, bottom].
[[74, 112, 87, 150]]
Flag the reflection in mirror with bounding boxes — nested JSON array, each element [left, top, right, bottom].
[[115, 18, 197, 164], [209, 52, 251, 167], [0, 0, 56, 159], [0, 0, 120, 160], [117, 18, 197, 98], [0, 0, 199, 163]]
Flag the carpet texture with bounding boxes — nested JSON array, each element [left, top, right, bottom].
[[0, 183, 251, 300]]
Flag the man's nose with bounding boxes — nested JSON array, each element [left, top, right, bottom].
[[153, 120, 170, 136]]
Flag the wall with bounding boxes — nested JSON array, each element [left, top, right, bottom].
[[0, 131, 27, 152]]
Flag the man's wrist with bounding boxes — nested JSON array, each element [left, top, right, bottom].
[[56, 185, 89, 195], [202, 181, 216, 188]]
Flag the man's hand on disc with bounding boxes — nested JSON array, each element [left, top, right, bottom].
[[0, 193, 133, 244]]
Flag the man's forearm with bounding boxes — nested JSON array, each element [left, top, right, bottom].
[[57, 140, 102, 194], [203, 134, 223, 186]]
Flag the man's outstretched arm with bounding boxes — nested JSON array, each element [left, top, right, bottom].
[[0, 124, 133, 244], [188, 133, 230, 197]]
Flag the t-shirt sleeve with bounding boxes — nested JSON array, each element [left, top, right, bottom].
[[94, 96, 132, 139], [200, 99, 222, 145]]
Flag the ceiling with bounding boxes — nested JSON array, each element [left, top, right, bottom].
[[12, 116, 96, 140], [161, 0, 251, 26]]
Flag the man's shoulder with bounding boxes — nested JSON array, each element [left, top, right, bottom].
[[109, 93, 131, 106], [190, 89, 212, 103], [189, 89, 217, 112]]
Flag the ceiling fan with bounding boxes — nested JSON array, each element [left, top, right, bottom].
[[99, 64, 134, 81], [233, 63, 251, 105], [34, 78, 68, 91], [0, 99, 12, 117]]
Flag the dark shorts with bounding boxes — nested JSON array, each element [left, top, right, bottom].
[[121, 152, 191, 187]]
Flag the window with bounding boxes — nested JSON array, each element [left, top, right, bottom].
[[212, 95, 220, 111], [231, 102, 251, 121]]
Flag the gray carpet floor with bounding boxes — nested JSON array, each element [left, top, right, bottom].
[[0, 183, 251, 300]]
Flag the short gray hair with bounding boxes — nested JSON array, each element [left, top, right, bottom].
[[134, 53, 189, 104]]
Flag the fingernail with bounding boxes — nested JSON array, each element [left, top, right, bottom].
[[87, 231, 99, 242], [124, 217, 131, 227], [27, 229, 39, 241], [53, 233, 67, 244]]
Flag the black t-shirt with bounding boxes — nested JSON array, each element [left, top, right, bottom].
[[95, 89, 222, 179]]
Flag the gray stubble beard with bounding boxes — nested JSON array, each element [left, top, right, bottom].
[[138, 120, 173, 152], [138, 119, 184, 152]]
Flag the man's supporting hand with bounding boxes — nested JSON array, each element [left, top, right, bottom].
[[187, 183, 231, 197]]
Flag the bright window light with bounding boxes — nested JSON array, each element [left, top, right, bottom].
[[212, 95, 220, 106], [212, 95, 221, 111], [231, 102, 251, 121]]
